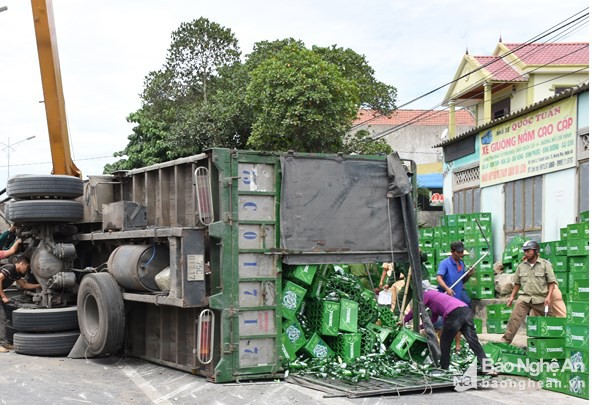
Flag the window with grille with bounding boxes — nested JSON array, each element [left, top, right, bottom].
[[504, 175, 542, 240]]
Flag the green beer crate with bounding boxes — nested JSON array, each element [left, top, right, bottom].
[[559, 227, 569, 240], [566, 301, 589, 326], [540, 241, 558, 257], [565, 372, 589, 400], [565, 325, 589, 350], [486, 304, 512, 321], [288, 264, 318, 286], [568, 275, 589, 302], [281, 281, 307, 320], [464, 219, 491, 234], [281, 333, 297, 361], [565, 347, 589, 374], [567, 222, 589, 239], [499, 352, 529, 376], [419, 236, 434, 248], [579, 210, 589, 223], [282, 319, 307, 351], [308, 275, 328, 299], [441, 214, 458, 227], [527, 338, 566, 359], [339, 299, 358, 333], [390, 328, 429, 362], [552, 256, 567, 272], [567, 238, 589, 257], [568, 256, 589, 273], [302, 332, 334, 359], [474, 318, 483, 334], [366, 323, 392, 343], [554, 271, 568, 291], [335, 333, 361, 362], [477, 285, 494, 299], [317, 300, 341, 336], [486, 319, 508, 334], [555, 240, 569, 256], [526, 316, 566, 338], [542, 370, 568, 394], [420, 227, 435, 239]]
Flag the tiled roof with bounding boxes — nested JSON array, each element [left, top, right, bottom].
[[353, 109, 475, 126], [502, 42, 589, 65], [474, 56, 527, 82], [433, 81, 589, 148]]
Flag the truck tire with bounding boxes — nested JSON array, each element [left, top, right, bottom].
[[6, 200, 83, 223], [13, 331, 80, 356], [5, 323, 17, 344], [7, 175, 83, 199], [77, 273, 125, 356], [12, 307, 79, 332]]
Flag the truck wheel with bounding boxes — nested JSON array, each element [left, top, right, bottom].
[[7, 175, 83, 199], [6, 200, 83, 223], [5, 324, 17, 344], [13, 331, 80, 356], [77, 273, 125, 356], [12, 307, 79, 332]]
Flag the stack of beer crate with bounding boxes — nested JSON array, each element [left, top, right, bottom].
[[485, 303, 512, 335], [563, 211, 589, 399], [419, 213, 495, 298]]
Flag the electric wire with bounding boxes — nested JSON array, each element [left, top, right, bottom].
[[349, 8, 588, 133]]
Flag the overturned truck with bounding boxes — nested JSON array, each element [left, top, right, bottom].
[[3, 148, 438, 383]]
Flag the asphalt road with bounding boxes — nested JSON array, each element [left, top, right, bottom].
[[0, 351, 589, 405]]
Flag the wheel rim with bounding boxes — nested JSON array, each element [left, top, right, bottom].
[[83, 294, 100, 337]]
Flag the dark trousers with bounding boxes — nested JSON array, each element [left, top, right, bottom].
[[440, 307, 487, 370]]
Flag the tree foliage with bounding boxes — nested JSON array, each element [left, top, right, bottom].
[[245, 45, 358, 152], [107, 23, 397, 172]]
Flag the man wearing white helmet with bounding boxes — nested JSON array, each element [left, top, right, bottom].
[[501, 240, 565, 344]]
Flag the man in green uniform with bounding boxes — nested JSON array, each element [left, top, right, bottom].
[[501, 240, 565, 343]]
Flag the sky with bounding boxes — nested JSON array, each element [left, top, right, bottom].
[[0, 0, 591, 185]]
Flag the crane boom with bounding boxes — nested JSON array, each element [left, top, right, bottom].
[[31, 0, 81, 178]]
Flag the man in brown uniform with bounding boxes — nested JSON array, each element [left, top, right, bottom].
[[501, 240, 566, 344]]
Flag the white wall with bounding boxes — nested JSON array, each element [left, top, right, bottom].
[[481, 184, 505, 259], [543, 168, 577, 242]]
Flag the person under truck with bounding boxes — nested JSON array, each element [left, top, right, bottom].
[[501, 240, 566, 344], [0, 255, 40, 352]]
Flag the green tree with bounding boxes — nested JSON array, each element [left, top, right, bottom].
[[343, 129, 393, 155], [245, 45, 358, 152], [313, 45, 397, 116], [108, 18, 241, 171]]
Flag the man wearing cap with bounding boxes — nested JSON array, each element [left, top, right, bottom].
[[436, 241, 473, 306], [501, 240, 565, 344]]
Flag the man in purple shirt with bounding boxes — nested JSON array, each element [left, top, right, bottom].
[[404, 287, 493, 373]]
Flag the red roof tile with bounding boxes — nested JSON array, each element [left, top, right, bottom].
[[353, 109, 475, 126], [474, 56, 527, 82], [502, 42, 589, 65]]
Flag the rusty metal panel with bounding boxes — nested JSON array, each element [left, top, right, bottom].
[[238, 163, 275, 192]]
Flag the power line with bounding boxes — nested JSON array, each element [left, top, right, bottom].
[[349, 7, 589, 132], [0, 155, 117, 169], [371, 44, 588, 140]]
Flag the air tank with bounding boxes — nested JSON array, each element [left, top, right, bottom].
[[107, 244, 169, 291]]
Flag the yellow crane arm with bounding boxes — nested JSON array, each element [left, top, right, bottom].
[[31, 0, 81, 178]]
